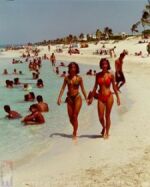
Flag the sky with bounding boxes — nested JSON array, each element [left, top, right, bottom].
[[0, 0, 148, 44]]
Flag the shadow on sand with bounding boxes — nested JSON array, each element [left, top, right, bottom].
[[79, 134, 103, 139], [50, 133, 73, 138], [50, 133, 103, 139]]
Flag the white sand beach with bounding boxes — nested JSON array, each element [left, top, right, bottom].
[[1, 37, 150, 187]]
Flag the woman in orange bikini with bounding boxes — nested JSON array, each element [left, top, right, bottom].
[[57, 62, 88, 139], [88, 58, 120, 139]]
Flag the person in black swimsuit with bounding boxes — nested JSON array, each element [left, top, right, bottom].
[[57, 62, 88, 139]]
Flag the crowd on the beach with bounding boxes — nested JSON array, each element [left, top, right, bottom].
[[2, 41, 150, 140]]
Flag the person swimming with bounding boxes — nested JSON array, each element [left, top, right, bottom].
[[50, 53, 56, 66], [5, 80, 13, 88], [4, 105, 21, 119], [23, 83, 32, 91], [24, 92, 35, 101], [36, 79, 44, 88], [22, 104, 45, 125], [36, 95, 49, 112], [3, 69, 8, 75], [14, 77, 21, 85]]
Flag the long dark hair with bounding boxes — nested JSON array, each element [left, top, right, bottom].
[[99, 58, 111, 70], [68, 62, 80, 74]]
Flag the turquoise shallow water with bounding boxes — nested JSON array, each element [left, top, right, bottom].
[[0, 56, 102, 163]]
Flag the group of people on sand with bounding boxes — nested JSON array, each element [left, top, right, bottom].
[[57, 50, 127, 140], [95, 45, 116, 58]]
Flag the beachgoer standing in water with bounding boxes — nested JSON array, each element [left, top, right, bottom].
[[57, 62, 88, 139], [115, 50, 128, 91], [4, 105, 21, 119], [88, 58, 120, 139], [50, 53, 56, 66]]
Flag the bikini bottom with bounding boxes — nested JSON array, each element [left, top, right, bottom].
[[65, 93, 80, 103], [98, 92, 112, 103]]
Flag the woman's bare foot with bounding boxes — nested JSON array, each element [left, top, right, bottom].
[[72, 131, 77, 140], [101, 128, 105, 136], [103, 133, 109, 139]]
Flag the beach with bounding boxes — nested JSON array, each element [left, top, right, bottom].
[[1, 37, 150, 187]]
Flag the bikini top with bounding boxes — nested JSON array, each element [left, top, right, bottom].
[[97, 76, 111, 87], [65, 76, 80, 89]]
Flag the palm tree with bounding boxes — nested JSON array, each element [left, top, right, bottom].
[[86, 34, 91, 42], [67, 34, 73, 44], [131, 21, 140, 34], [73, 35, 78, 43], [96, 29, 101, 41], [141, 0, 150, 27], [79, 33, 84, 41], [103, 27, 113, 39]]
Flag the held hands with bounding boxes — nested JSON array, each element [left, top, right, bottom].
[[85, 98, 90, 105], [87, 91, 94, 105], [87, 97, 93, 105]]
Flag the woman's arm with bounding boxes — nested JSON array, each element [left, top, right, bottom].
[[91, 74, 98, 97], [57, 78, 67, 105], [111, 74, 120, 105], [79, 77, 87, 100], [88, 74, 98, 104]]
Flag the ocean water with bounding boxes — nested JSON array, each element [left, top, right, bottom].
[[0, 56, 104, 165]]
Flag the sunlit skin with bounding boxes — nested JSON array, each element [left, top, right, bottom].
[[57, 63, 88, 139], [50, 53, 56, 66], [22, 106, 45, 125], [115, 50, 127, 91], [89, 59, 120, 139]]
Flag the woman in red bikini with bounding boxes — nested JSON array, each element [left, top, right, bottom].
[[57, 62, 88, 139], [88, 58, 120, 139]]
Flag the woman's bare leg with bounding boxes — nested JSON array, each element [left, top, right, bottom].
[[67, 101, 74, 127], [105, 95, 114, 139], [97, 100, 105, 136], [72, 96, 82, 138]]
